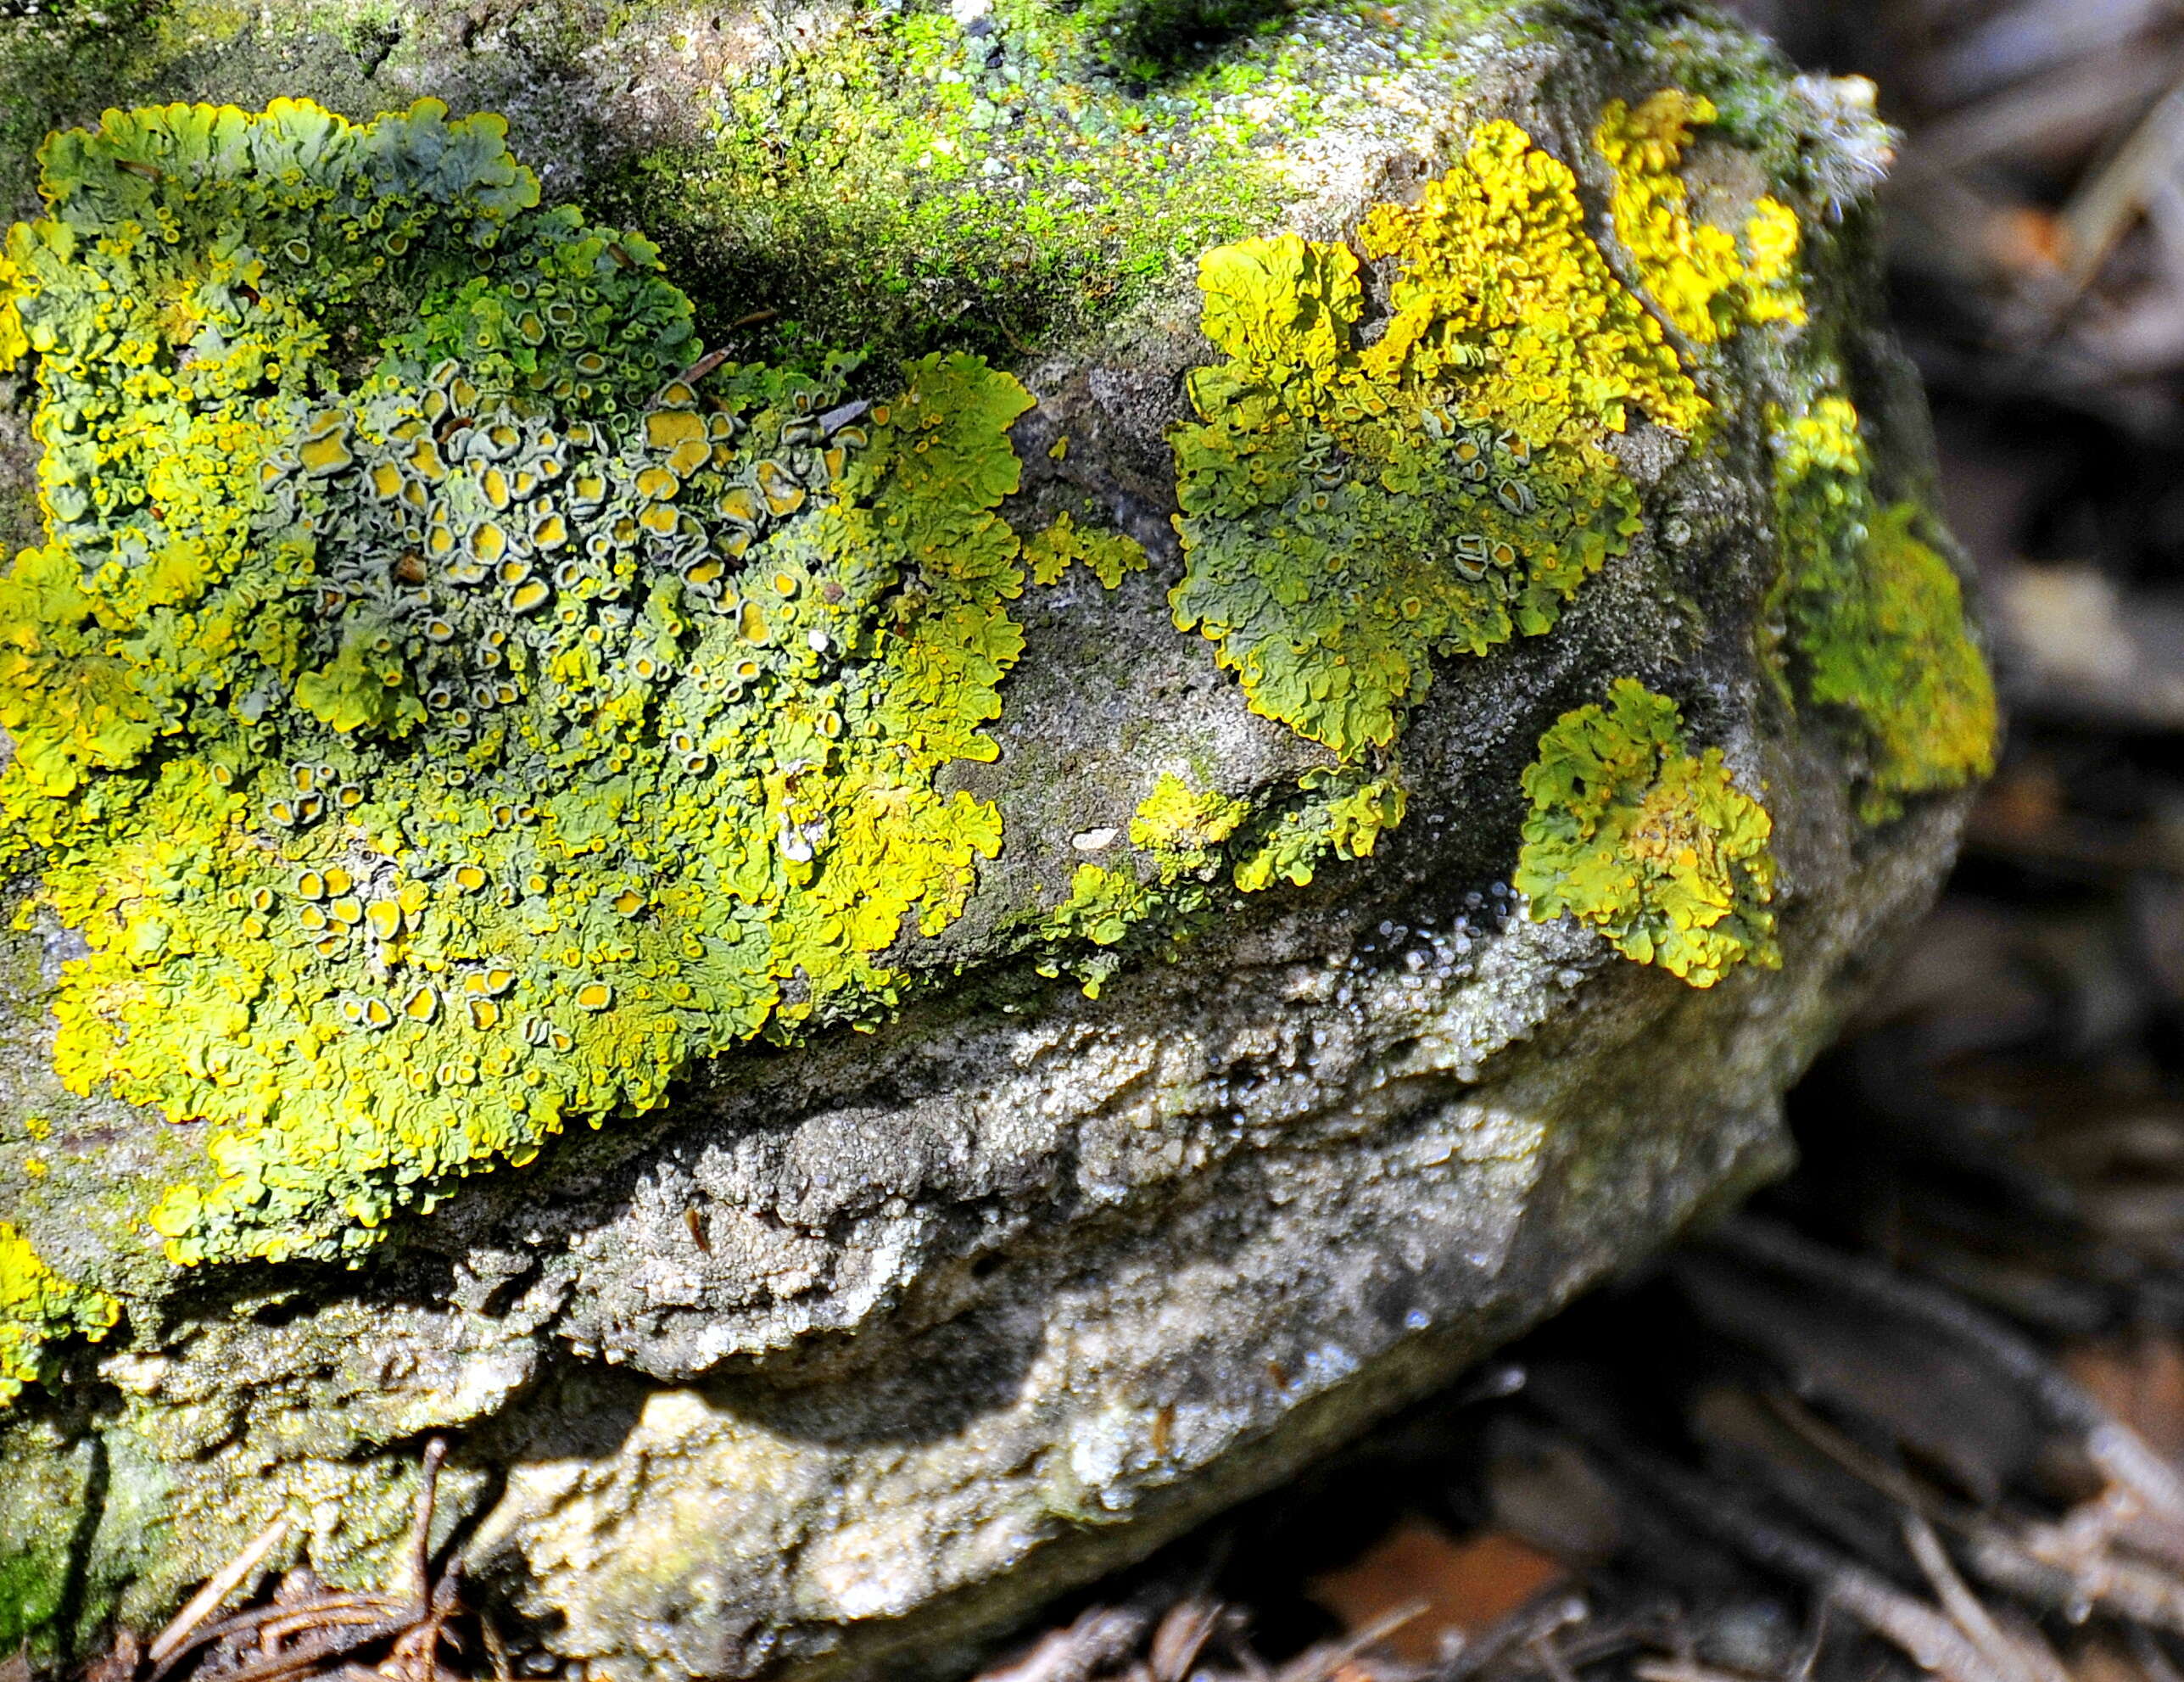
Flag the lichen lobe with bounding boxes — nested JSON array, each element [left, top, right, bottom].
[[1514, 679, 1779, 988]]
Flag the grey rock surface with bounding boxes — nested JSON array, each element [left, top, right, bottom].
[[0, 0, 1979, 1675]]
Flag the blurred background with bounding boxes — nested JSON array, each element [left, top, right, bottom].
[[967, 4, 2184, 1680]]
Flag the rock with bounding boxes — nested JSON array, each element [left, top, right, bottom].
[[0, 0, 1994, 1675]]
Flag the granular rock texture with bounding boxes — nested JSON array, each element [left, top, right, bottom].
[[0, 0, 1991, 1675]]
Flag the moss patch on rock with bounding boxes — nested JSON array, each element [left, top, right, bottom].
[[598, 0, 1321, 366]]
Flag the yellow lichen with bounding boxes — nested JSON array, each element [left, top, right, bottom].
[[0, 237, 26, 367], [1231, 766, 1406, 892], [1594, 91, 1807, 344], [1034, 772, 1254, 996], [1047, 863, 1153, 953], [1024, 510, 1150, 590], [1769, 396, 1997, 822], [1168, 118, 1705, 765], [1158, 103, 1822, 914], [1514, 679, 1779, 987], [0, 1224, 118, 1404], [1127, 772, 1250, 879], [0, 100, 1039, 1265]]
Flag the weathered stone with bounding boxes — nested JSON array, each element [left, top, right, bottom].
[[0, 0, 1988, 1675]]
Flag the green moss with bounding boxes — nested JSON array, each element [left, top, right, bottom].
[[1, 1221, 119, 1403], [0, 1539, 70, 1655], [1594, 89, 1805, 344], [0, 98, 1040, 1266], [1065, 0, 1294, 81], [1768, 396, 1997, 823], [598, 0, 1298, 367], [1514, 679, 1778, 987]]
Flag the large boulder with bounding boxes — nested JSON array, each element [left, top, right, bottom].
[[0, 0, 1995, 1675]]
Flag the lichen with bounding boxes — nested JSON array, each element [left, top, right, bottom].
[[0, 98, 1040, 1266], [1033, 756, 1408, 998], [1167, 119, 1702, 766], [0, 243, 24, 366], [1024, 509, 1149, 589], [1514, 679, 1779, 987], [1047, 863, 1154, 954], [1033, 771, 1250, 995], [1126, 770, 1249, 874], [1159, 109, 1806, 912], [1594, 89, 1806, 344], [1769, 395, 1997, 822], [0, 1223, 119, 1403], [1229, 765, 1406, 891]]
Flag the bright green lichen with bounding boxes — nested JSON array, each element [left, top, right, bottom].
[[1036, 757, 1404, 997], [1036, 770, 1253, 994], [1230, 765, 1406, 891], [0, 245, 24, 366], [1514, 679, 1778, 987], [0, 1223, 119, 1403], [1168, 119, 1703, 765], [1595, 89, 1807, 344], [1769, 395, 1997, 823], [0, 98, 1042, 1265], [1047, 863, 1154, 954], [1025, 509, 1150, 589], [1127, 770, 1249, 874]]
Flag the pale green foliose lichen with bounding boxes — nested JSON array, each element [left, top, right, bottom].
[[1768, 395, 1997, 823], [0, 98, 1041, 1266], [1514, 679, 1779, 987], [0, 1223, 119, 1404], [1024, 510, 1149, 589]]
